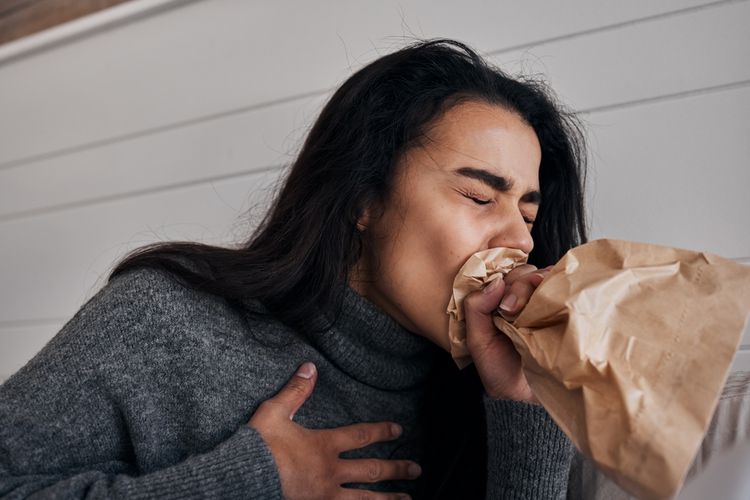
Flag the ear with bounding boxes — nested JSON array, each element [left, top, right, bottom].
[[356, 207, 372, 232], [357, 197, 385, 232]]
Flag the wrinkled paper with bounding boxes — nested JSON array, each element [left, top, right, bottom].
[[446, 239, 750, 499], [447, 247, 529, 368]]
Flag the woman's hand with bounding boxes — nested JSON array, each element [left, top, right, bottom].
[[462, 264, 552, 403], [248, 362, 421, 500]]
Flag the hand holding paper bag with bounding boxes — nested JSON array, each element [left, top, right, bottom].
[[447, 239, 750, 499]]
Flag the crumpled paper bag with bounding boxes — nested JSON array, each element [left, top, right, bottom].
[[447, 247, 529, 369], [446, 238, 750, 499]]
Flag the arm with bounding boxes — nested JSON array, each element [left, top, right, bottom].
[[0, 271, 283, 499], [463, 264, 574, 499], [1, 361, 418, 500], [1, 427, 280, 499], [484, 397, 574, 499]]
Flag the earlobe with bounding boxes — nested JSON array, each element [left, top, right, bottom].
[[356, 207, 373, 232], [357, 198, 386, 233]]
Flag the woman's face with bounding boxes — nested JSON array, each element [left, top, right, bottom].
[[350, 101, 541, 350]]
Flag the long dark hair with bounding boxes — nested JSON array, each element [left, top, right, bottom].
[[110, 38, 587, 331]]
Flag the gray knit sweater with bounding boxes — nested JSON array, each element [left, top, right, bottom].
[[0, 267, 574, 499]]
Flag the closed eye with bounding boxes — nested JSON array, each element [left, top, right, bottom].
[[457, 188, 492, 205], [468, 195, 491, 205]]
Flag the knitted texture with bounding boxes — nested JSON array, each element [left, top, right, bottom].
[[484, 396, 575, 499], [0, 267, 573, 498]]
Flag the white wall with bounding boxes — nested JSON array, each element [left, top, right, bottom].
[[1, 0, 748, 381]]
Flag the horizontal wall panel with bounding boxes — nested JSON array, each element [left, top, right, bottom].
[[0, 168, 283, 324], [492, 0, 750, 113], [0, 94, 326, 219], [585, 84, 750, 259], [0, 322, 65, 383], [4, 82, 749, 261], [0, 0, 718, 166], [4, 0, 750, 220]]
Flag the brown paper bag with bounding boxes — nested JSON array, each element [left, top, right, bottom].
[[446, 239, 750, 499], [447, 247, 528, 369]]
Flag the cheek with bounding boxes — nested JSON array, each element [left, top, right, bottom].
[[421, 201, 489, 269], [393, 202, 472, 277], [380, 201, 487, 336]]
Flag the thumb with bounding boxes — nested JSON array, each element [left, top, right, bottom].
[[269, 362, 317, 420], [466, 275, 506, 315]]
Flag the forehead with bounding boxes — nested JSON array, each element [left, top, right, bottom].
[[416, 100, 541, 186]]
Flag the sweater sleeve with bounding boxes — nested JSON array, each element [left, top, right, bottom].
[[0, 268, 284, 499], [0, 427, 281, 499], [483, 395, 574, 500]]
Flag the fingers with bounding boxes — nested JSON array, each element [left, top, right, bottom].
[[326, 421, 403, 452], [463, 267, 538, 401], [324, 423, 418, 499], [259, 362, 317, 420], [498, 265, 551, 321], [248, 365, 419, 499], [337, 458, 422, 484], [464, 285, 521, 382], [337, 489, 412, 500], [498, 278, 539, 320], [463, 277, 506, 353]]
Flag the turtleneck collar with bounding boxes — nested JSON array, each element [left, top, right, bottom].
[[308, 286, 443, 391]]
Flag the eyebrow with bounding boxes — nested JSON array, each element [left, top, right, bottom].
[[455, 167, 541, 204]]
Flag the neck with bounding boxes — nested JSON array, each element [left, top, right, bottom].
[[305, 284, 443, 390], [347, 263, 452, 353]]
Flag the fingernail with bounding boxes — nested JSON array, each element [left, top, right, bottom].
[[499, 294, 517, 312], [408, 463, 422, 478], [482, 277, 502, 294], [391, 423, 402, 436], [529, 273, 545, 286], [296, 362, 316, 379]]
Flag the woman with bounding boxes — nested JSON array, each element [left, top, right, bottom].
[[0, 39, 586, 499]]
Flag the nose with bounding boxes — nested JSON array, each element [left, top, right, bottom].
[[488, 211, 534, 255]]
